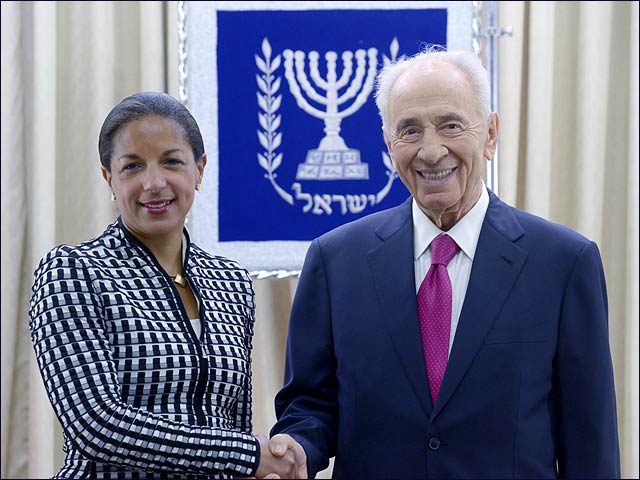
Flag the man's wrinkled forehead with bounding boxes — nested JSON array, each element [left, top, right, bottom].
[[395, 59, 470, 95], [389, 60, 483, 122]]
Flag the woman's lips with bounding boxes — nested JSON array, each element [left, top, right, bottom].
[[141, 199, 174, 214]]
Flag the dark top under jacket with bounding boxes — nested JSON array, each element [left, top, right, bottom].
[[29, 218, 259, 479]]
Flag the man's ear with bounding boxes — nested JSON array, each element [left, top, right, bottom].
[[383, 126, 395, 156], [484, 112, 500, 160], [382, 126, 399, 170]]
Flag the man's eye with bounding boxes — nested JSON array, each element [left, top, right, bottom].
[[442, 123, 462, 132], [400, 127, 422, 139]]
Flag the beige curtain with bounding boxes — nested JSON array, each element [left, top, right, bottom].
[[499, 2, 639, 477], [1, 1, 178, 476], [1, 1, 638, 478]]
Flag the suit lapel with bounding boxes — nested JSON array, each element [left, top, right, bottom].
[[432, 193, 528, 419], [367, 198, 434, 418]]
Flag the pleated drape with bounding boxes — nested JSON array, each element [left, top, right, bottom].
[[1, 2, 175, 476], [499, 2, 638, 477]]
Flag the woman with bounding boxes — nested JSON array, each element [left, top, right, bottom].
[[28, 92, 303, 479]]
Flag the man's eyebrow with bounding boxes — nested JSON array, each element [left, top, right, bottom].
[[393, 113, 468, 132], [433, 113, 467, 124], [394, 117, 421, 132]]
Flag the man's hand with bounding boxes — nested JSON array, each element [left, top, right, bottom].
[[254, 434, 308, 479], [268, 434, 307, 478]]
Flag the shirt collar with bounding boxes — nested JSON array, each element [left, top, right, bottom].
[[413, 181, 490, 261]]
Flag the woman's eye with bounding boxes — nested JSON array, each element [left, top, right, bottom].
[[122, 163, 140, 172], [165, 158, 184, 166]]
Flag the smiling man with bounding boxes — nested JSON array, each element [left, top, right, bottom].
[[269, 48, 620, 478], [383, 57, 498, 232]]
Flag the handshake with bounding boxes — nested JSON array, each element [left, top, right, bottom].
[[253, 433, 308, 479]]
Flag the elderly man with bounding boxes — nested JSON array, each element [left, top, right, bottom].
[[268, 48, 620, 478]]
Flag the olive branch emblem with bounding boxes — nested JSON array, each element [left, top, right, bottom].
[[255, 38, 293, 204], [254, 37, 401, 213], [382, 37, 402, 67], [377, 37, 402, 201]]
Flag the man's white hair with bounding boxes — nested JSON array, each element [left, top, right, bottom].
[[374, 46, 491, 130]]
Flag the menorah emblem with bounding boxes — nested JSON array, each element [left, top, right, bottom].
[[283, 47, 378, 180]]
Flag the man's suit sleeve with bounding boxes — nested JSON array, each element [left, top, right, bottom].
[[554, 240, 620, 477], [271, 238, 338, 478]]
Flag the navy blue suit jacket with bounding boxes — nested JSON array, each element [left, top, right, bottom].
[[272, 192, 620, 479]]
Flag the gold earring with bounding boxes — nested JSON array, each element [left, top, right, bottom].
[[111, 192, 116, 202], [196, 183, 203, 193]]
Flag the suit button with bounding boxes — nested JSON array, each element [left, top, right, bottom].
[[428, 437, 441, 450]]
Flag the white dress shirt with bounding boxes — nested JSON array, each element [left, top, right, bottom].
[[413, 183, 490, 354]]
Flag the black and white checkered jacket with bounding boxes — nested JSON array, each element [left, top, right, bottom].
[[29, 218, 260, 479]]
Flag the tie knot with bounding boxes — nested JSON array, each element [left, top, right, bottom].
[[430, 234, 459, 266]]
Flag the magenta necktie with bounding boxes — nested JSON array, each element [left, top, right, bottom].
[[417, 234, 460, 404]]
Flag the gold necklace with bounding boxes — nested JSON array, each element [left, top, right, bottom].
[[171, 273, 187, 288]]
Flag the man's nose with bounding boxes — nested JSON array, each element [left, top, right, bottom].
[[417, 129, 448, 164]]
